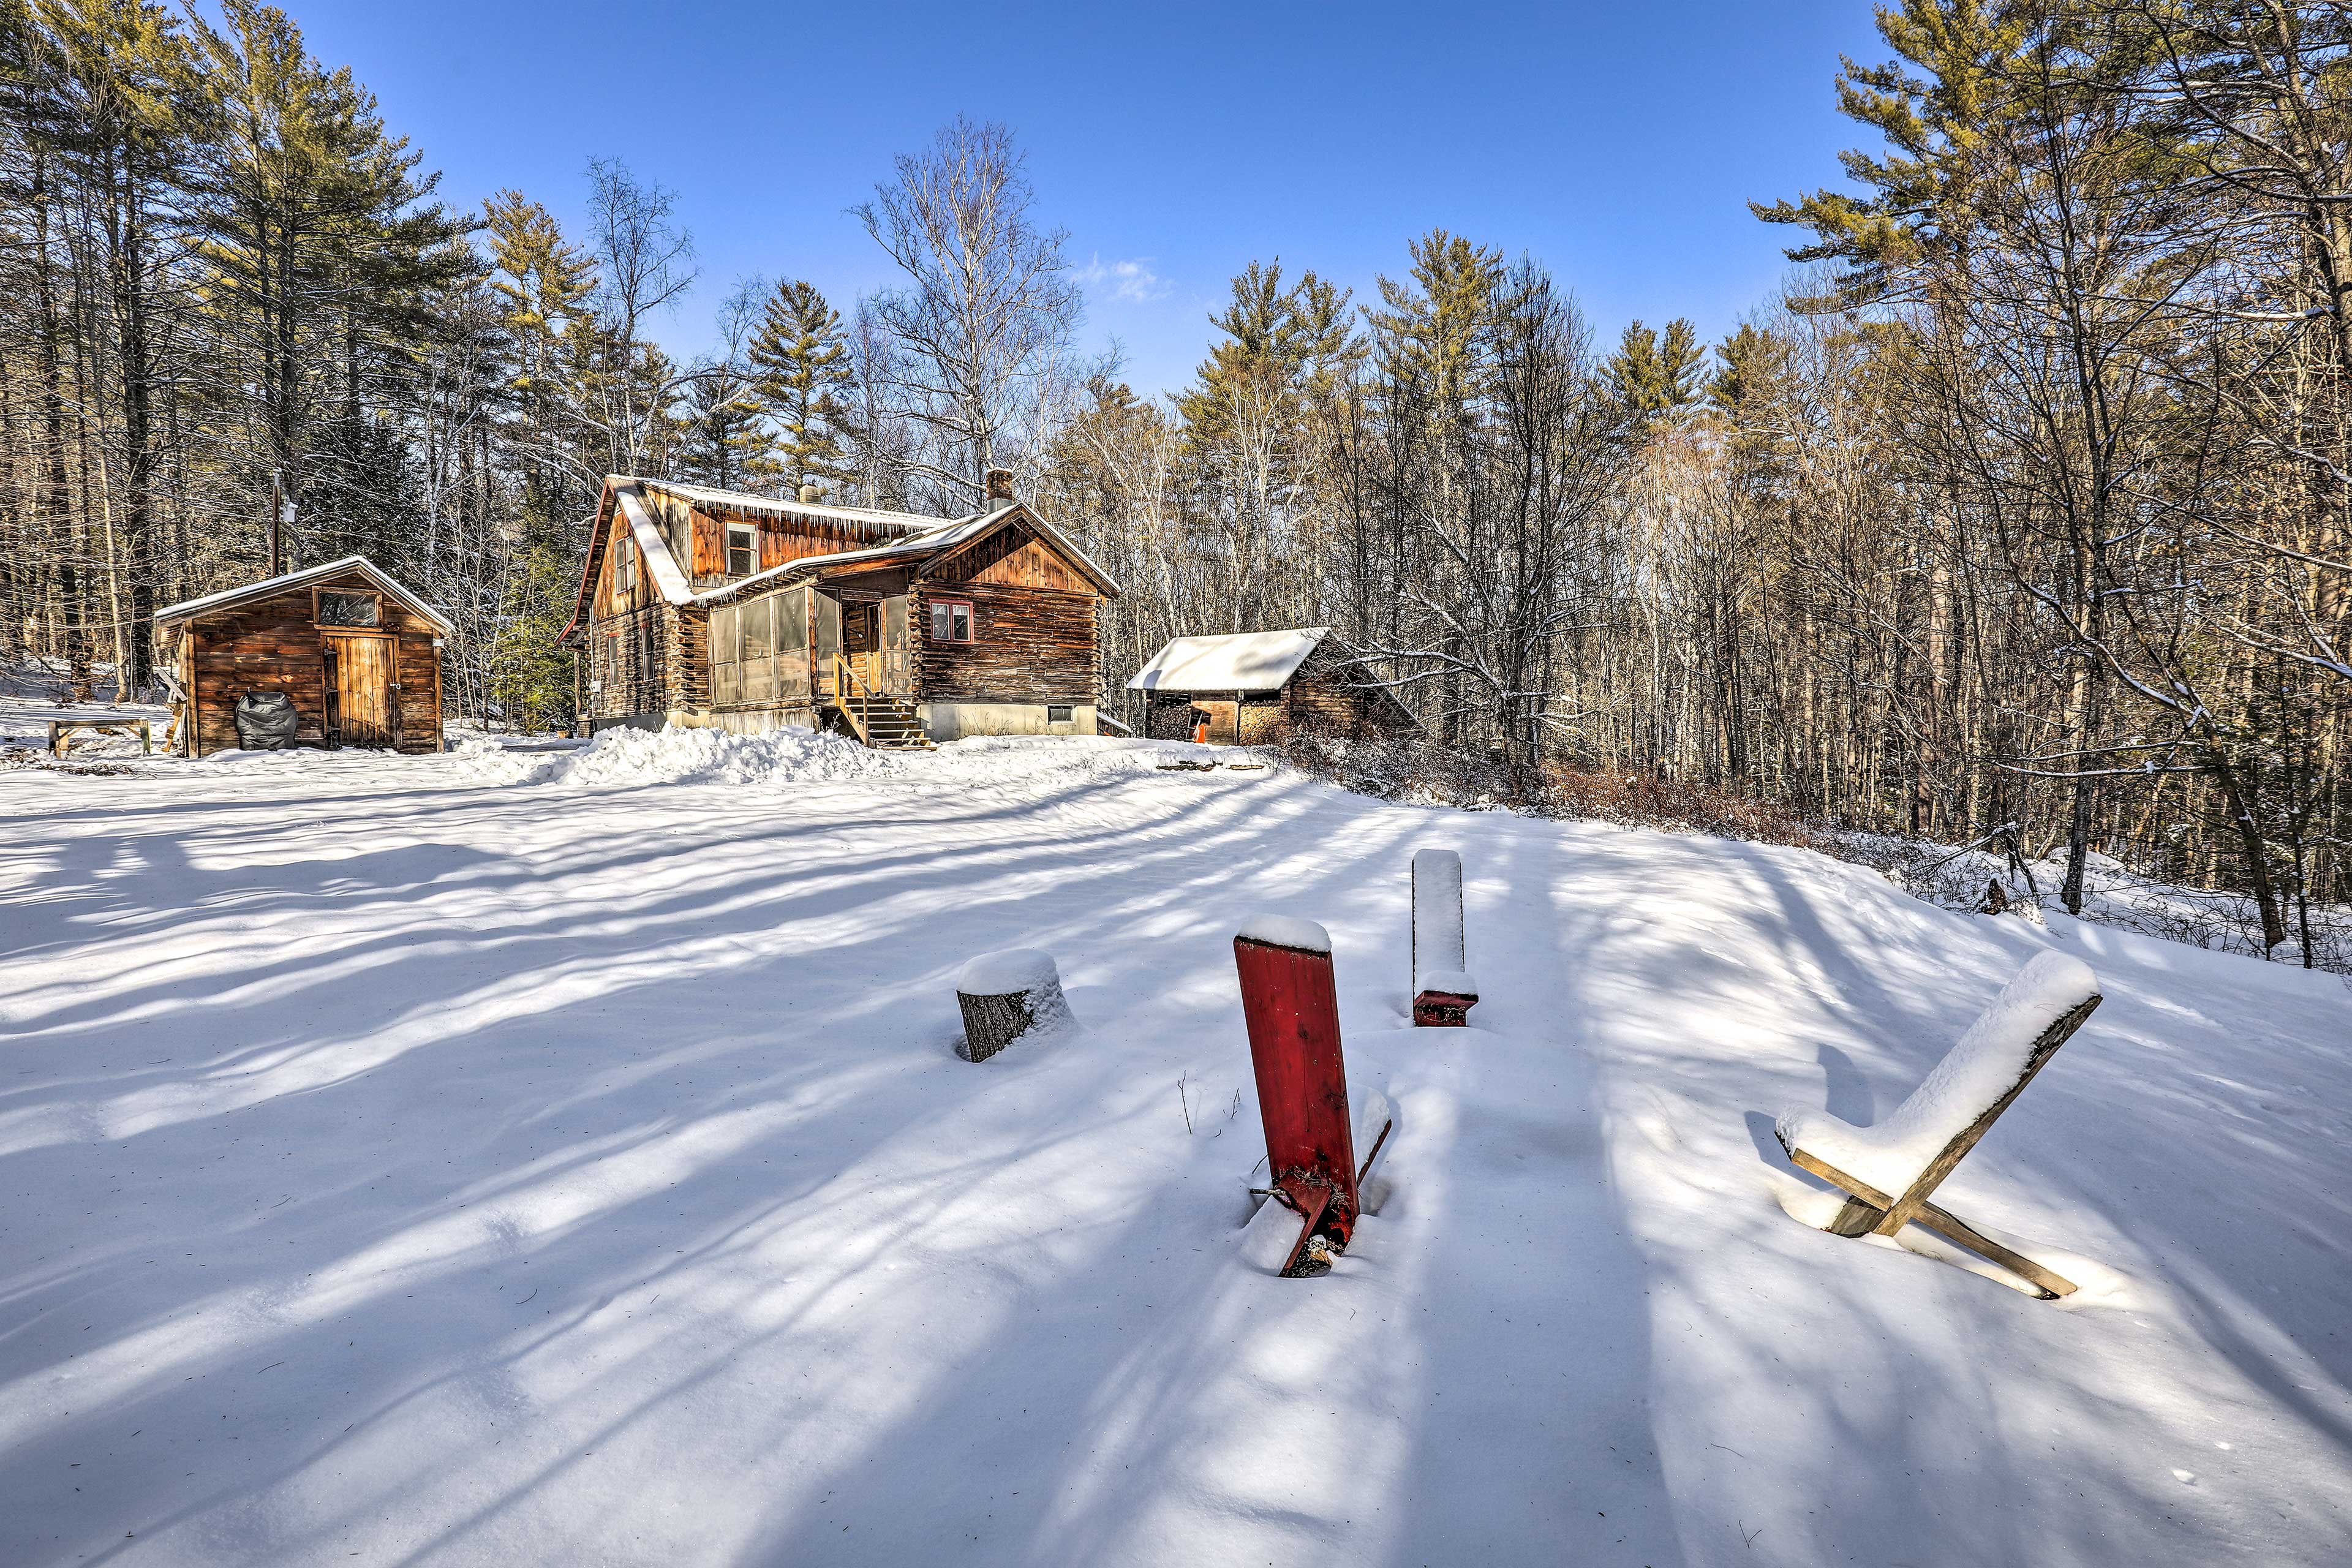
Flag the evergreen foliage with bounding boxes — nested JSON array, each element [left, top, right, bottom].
[[747, 278, 854, 496], [1602, 318, 1706, 428]]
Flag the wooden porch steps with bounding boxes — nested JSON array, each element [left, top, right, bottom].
[[827, 694, 934, 750], [829, 653, 933, 750]]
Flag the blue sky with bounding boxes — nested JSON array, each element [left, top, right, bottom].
[[295, 1, 1888, 396]]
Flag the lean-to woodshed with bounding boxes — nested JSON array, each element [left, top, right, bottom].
[[1127, 627, 1417, 745], [559, 469, 1119, 747], [152, 557, 450, 757]]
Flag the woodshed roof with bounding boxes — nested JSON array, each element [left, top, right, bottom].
[[1126, 628, 1332, 693], [155, 556, 454, 635]]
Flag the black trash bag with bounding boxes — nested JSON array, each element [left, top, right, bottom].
[[233, 690, 300, 750]]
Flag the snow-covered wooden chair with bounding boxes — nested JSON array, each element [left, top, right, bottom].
[[1411, 849, 1479, 1026], [1775, 951, 2101, 1299]]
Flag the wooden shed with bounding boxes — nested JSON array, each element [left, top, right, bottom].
[[153, 557, 450, 757], [1127, 627, 1418, 744]]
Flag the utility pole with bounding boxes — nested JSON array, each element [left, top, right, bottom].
[[268, 473, 295, 576]]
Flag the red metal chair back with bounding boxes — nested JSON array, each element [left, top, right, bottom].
[[1234, 933, 1360, 1259]]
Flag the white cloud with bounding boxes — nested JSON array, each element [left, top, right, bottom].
[[1075, 254, 1170, 305]]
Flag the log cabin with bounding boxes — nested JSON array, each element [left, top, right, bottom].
[[1128, 627, 1418, 744], [153, 557, 450, 757], [558, 469, 1120, 747]]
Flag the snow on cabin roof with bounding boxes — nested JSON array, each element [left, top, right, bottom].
[[155, 555, 454, 634], [1126, 628, 1332, 693], [692, 514, 986, 606], [614, 483, 695, 606], [631, 477, 941, 536], [692, 501, 1123, 605]]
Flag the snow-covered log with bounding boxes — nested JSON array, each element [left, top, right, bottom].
[[955, 948, 1069, 1063], [1776, 950, 2102, 1298], [1411, 848, 1478, 1026]]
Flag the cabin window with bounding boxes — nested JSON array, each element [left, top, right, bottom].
[[1047, 705, 1073, 723], [317, 590, 379, 627], [929, 598, 974, 643], [776, 588, 807, 650], [727, 523, 757, 577], [614, 536, 636, 598]]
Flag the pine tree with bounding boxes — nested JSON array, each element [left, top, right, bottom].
[[747, 277, 853, 496], [42, 0, 190, 692], [487, 507, 579, 733], [1604, 318, 1706, 428], [484, 189, 596, 517], [184, 0, 464, 563], [1748, 0, 2029, 304], [1176, 258, 1359, 453], [679, 364, 767, 492], [1364, 228, 1503, 420]]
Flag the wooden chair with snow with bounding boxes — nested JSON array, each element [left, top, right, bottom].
[[1411, 848, 1478, 1026], [1774, 951, 2102, 1300]]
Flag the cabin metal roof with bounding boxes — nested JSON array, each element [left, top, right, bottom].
[[155, 556, 455, 635]]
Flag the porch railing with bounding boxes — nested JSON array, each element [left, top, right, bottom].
[[834, 654, 874, 744]]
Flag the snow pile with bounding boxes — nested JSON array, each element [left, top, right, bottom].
[[1416, 968, 1477, 998], [455, 722, 905, 789], [1779, 950, 2101, 1196]]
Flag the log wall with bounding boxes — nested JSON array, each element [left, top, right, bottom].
[[586, 600, 671, 719], [913, 580, 1099, 704], [1284, 655, 1415, 739]]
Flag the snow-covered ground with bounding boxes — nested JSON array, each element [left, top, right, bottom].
[[2, 729, 2347, 1566]]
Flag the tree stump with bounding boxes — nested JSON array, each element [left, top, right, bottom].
[[954, 949, 1068, 1063]]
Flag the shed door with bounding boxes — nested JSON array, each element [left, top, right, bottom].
[[331, 634, 397, 748]]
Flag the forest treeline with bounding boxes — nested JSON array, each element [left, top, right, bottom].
[[2, 1, 2345, 957]]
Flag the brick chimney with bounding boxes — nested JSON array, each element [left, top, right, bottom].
[[984, 467, 1016, 512], [798, 482, 820, 505]]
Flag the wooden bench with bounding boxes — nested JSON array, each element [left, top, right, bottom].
[[1776, 951, 2102, 1299], [48, 718, 153, 759]]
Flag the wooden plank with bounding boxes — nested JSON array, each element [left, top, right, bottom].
[[184, 629, 198, 756], [1870, 995, 2101, 1238], [1786, 1147, 2077, 1298], [691, 509, 724, 578]]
